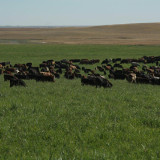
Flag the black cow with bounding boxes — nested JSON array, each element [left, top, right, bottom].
[[10, 78, 26, 87]]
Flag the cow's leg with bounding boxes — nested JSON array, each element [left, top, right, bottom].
[[10, 80, 14, 87]]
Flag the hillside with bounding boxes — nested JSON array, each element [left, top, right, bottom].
[[0, 23, 160, 45]]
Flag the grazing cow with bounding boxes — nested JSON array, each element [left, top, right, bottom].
[[36, 74, 55, 82], [92, 59, 100, 64], [96, 76, 112, 88], [80, 59, 90, 64], [156, 61, 159, 66], [126, 73, 136, 83], [81, 75, 112, 88], [113, 63, 123, 68], [40, 72, 53, 76], [10, 78, 26, 87], [14, 64, 27, 71], [131, 62, 140, 67], [0, 61, 10, 66], [74, 65, 81, 70], [28, 67, 40, 75], [130, 66, 138, 73], [47, 60, 55, 65], [151, 76, 160, 85], [39, 63, 48, 68], [0, 69, 3, 74], [74, 69, 80, 73], [55, 63, 68, 69], [101, 59, 109, 64], [74, 72, 81, 78], [103, 65, 112, 71], [5, 67, 19, 73], [54, 73, 60, 78], [70, 59, 81, 63], [142, 65, 147, 71], [69, 64, 77, 70], [56, 68, 62, 74], [80, 59, 99, 64], [109, 70, 125, 80], [146, 68, 154, 74], [61, 59, 72, 65], [3, 70, 12, 75], [64, 70, 75, 79], [136, 77, 151, 84], [4, 74, 15, 81], [26, 63, 32, 67], [121, 59, 131, 64], [82, 67, 93, 73], [112, 58, 121, 63], [41, 67, 49, 72], [95, 66, 105, 72], [15, 71, 29, 80]]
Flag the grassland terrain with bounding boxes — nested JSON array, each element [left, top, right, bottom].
[[0, 44, 160, 159], [0, 23, 160, 45]]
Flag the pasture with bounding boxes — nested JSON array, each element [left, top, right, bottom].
[[1, 23, 160, 45], [0, 44, 160, 159]]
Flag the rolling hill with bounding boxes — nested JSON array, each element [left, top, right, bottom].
[[0, 23, 160, 45]]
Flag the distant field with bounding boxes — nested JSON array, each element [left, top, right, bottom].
[[0, 23, 160, 45], [0, 44, 160, 159]]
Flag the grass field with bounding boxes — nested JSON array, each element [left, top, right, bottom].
[[0, 44, 160, 159]]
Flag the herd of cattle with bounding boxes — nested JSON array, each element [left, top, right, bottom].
[[1, 55, 160, 88]]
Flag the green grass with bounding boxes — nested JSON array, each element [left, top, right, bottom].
[[0, 44, 160, 159]]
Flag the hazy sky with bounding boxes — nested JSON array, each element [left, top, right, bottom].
[[0, 0, 160, 26]]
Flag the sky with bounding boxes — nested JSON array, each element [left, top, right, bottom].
[[0, 0, 160, 26]]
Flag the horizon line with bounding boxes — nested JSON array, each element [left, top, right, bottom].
[[0, 22, 160, 28]]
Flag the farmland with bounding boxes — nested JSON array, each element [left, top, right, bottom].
[[0, 44, 160, 159]]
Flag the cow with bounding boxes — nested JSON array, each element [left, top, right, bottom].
[[80, 59, 90, 64], [151, 76, 160, 85], [41, 67, 49, 72], [101, 59, 109, 64], [69, 59, 81, 63], [4, 74, 15, 81], [56, 68, 62, 74], [95, 66, 105, 72], [103, 65, 112, 71], [0, 61, 10, 67], [28, 67, 40, 75], [5, 67, 19, 73], [69, 64, 77, 70], [113, 63, 123, 68], [47, 60, 55, 65], [81, 75, 112, 88], [126, 73, 136, 83], [0, 69, 3, 74], [36, 74, 55, 82], [15, 71, 29, 80], [82, 67, 93, 74], [74, 72, 81, 78], [109, 70, 125, 80], [64, 70, 75, 79], [10, 78, 26, 87], [112, 58, 121, 63], [61, 59, 72, 65], [131, 62, 140, 67], [26, 63, 32, 67]]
